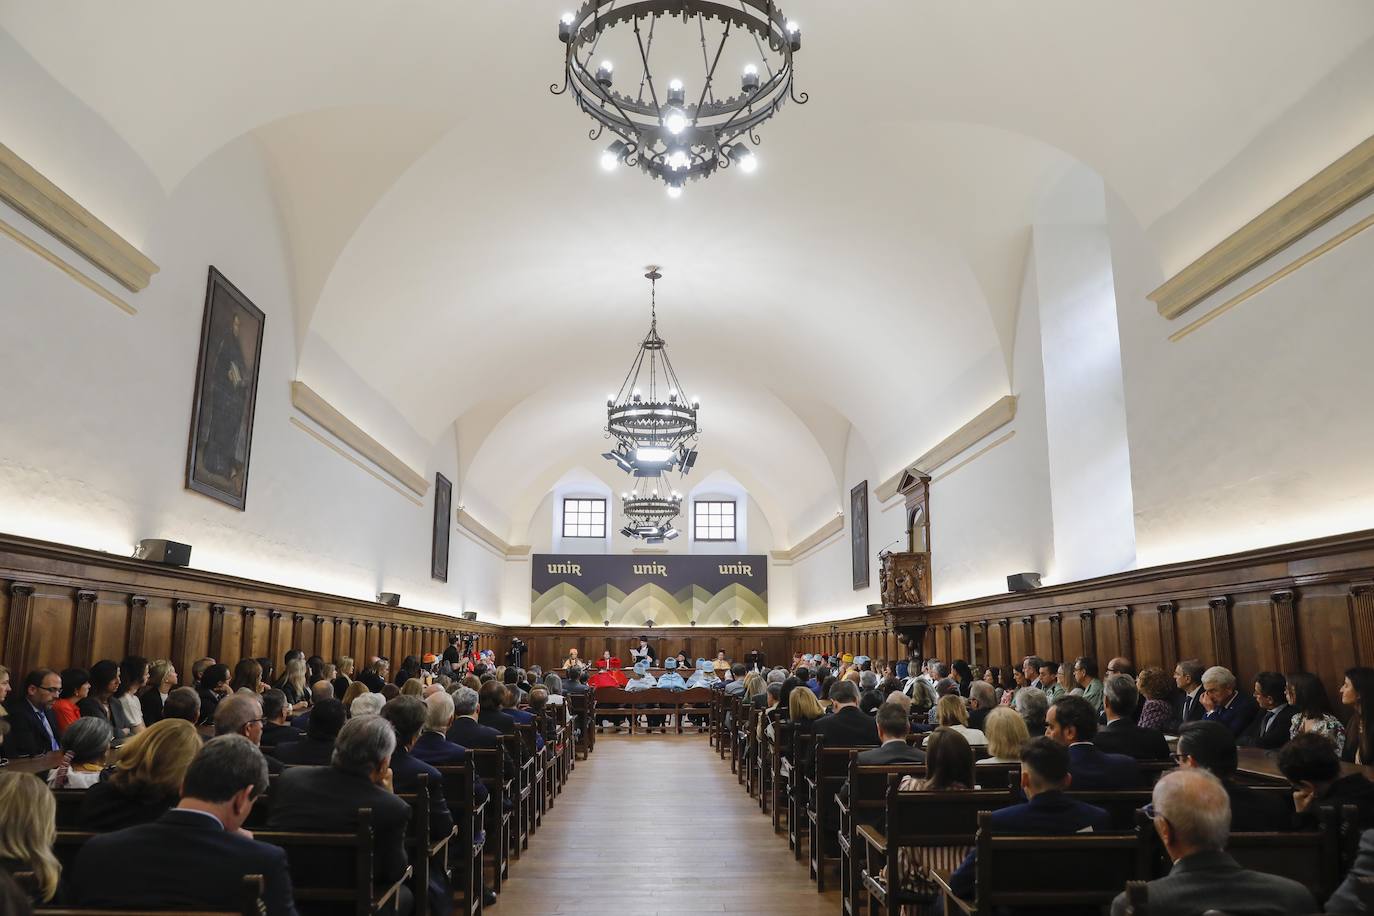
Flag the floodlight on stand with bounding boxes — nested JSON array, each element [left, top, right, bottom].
[[635, 446, 674, 463], [664, 527, 680, 540]]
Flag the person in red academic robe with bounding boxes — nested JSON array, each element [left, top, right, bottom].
[[590, 656, 629, 731]]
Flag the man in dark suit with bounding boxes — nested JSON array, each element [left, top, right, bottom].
[[1175, 721, 1291, 832], [1094, 675, 1170, 760], [271, 698, 344, 766], [447, 686, 516, 780], [1240, 671, 1296, 750], [289, 681, 334, 732], [1174, 658, 1207, 724], [476, 680, 515, 735], [260, 689, 304, 750], [70, 735, 298, 916], [1280, 733, 1374, 831], [1048, 694, 1140, 789], [414, 691, 472, 765], [1200, 666, 1260, 738], [268, 715, 413, 914], [213, 692, 284, 774], [1, 668, 62, 761], [856, 702, 926, 765], [804, 680, 879, 775], [948, 738, 1111, 904], [1109, 769, 1315, 916]]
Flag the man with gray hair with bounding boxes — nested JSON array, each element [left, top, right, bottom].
[[1200, 665, 1259, 737], [1095, 674, 1169, 760], [350, 692, 385, 719], [1015, 686, 1048, 737], [1022, 655, 1045, 689], [213, 692, 284, 773], [269, 716, 413, 911], [1174, 658, 1207, 723], [967, 679, 997, 731], [289, 680, 335, 731], [1109, 769, 1316, 916]]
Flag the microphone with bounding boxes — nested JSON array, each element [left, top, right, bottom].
[[876, 535, 905, 556]]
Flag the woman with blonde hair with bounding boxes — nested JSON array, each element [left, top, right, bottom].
[[229, 657, 263, 695], [401, 678, 425, 698], [978, 707, 1029, 764], [924, 694, 986, 747], [278, 658, 309, 713], [0, 772, 62, 903], [341, 680, 370, 712], [139, 659, 177, 725], [78, 718, 201, 830], [789, 682, 825, 722], [332, 656, 355, 698]]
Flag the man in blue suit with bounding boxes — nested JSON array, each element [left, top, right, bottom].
[[71, 735, 298, 916], [947, 738, 1110, 905], [1, 668, 62, 762], [1048, 694, 1141, 789], [1200, 666, 1260, 738]]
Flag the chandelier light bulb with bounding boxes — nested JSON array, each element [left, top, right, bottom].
[[666, 185, 683, 199], [742, 63, 760, 94], [666, 148, 690, 170], [667, 78, 686, 106], [664, 108, 687, 135], [596, 60, 614, 88], [558, 11, 575, 41], [786, 20, 800, 33], [739, 151, 758, 173], [668, 389, 678, 400], [600, 150, 619, 171]]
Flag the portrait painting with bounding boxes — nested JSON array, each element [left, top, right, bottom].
[[185, 267, 266, 510], [432, 471, 452, 582], [851, 479, 869, 590]]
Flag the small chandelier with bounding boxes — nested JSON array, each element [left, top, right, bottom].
[[619, 478, 683, 543], [553, 1, 807, 197], [600, 267, 699, 478]]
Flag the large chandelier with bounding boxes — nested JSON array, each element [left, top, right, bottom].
[[601, 267, 700, 478], [553, 1, 807, 197], [619, 478, 683, 543]]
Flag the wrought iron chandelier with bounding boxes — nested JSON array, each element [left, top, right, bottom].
[[601, 267, 700, 479], [619, 477, 683, 542], [553, 1, 807, 197]]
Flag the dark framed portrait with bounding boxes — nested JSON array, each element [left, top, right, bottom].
[[185, 267, 266, 510], [432, 472, 452, 582], [851, 480, 870, 590]]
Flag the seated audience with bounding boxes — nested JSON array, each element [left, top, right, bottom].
[[0, 771, 62, 906], [1136, 667, 1179, 734], [1284, 670, 1345, 755], [896, 728, 975, 896], [80, 717, 202, 830], [213, 692, 281, 773], [1038, 661, 1064, 703], [446, 686, 513, 780], [1200, 665, 1259, 737], [948, 738, 1110, 902], [1340, 666, 1374, 764], [967, 680, 998, 731], [260, 688, 303, 748], [1015, 686, 1048, 737], [331, 655, 355, 700], [268, 716, 411, 910], [138, 659, 177, 726], [1094, 674, 1169, 760], [542, 673, 565, 705], [923, 694, 986, 747], [1072, 656, 1104, 712], [806, 680, 878, 771], [109, 656, 149, 744], [78, 659, 119, 727], [229, 657, 264, 695], [2, 668, 62, 760], [290, 681, 334, 731], [1175, 658, 1207, 723], [1279, 732, 1374, 830], [189, 657, 215, 686], [1239, 670, 1293, 749], [350, 692, 384, 719], [1175, 721, 1292, 832], [1109, 768, 1315, 916], [71, 735, 298, 916], [277, 658, 310, 712], [49, 716, 113, 788], [195, 663, 230, 725], [478, 679, 516, 734], [1046, 694, 1140, 789], [979, 706, 1029, 764], [401, 678, 424, 698], [1327, 827, 1374, 914], [161, 685, 201, 724], [341, 680, 370, 710], [273, 698, 345, 766], [53, 667, 89, 735], [857, 702, 926, 764]]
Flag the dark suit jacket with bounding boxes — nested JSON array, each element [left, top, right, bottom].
[[1068, 742, 1141, 789], [1179, 686, 1206, 724], [949, 791, 1111, 900], [267, 766, 412, 885], [1240, 703, 1297, 750], [1225, 780, 1293, 833], [1326, 827, 1374, 914], [856, 740, 926, 765], [805, 706, 880, 775], [390, 746, 454, 841], [79, 781, 177, 831], [138, 687, 164, 726], [1310, 773, 1374, 832], [1093, 718, 1170, 760], [411, 733, 489, 803], [1, 699, 59, 757], [71, 809, 298, 916], [1108, 850, 1315, 916], [358, 671, 385, 693], [262, 722, 305, 749], [1203, 692, 1260, 738], [447, 716, 515, 778], [271, 737, 335, 767], [478, 709, 515, 735]]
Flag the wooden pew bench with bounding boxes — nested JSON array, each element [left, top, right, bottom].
[[253, 808, 411, 916], [590, 687, 718, 734]]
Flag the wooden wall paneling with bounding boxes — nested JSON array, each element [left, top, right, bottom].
[[90, 592, 130, 667], [1226, 592, 1277, 688], [1156, 602, 1178, 672], [1208, 596, 1235, 670], [267, 610, 286, 668], [1298, 584, 1361, 688], [1113, 607, 1133, 663], [240, 608, 258, 664], [141, 597, 175, 664], [958, 622, 972, 666], [1271, 590, 1300, 675], [1047, 614, 1063, 666], [1350, 583, 1374, 662], [1130, 605, 1163, 671], [4, 584, 37, 675], [1018, 616, 1034, 665], [208, 605, 228, 664], [1079, 610, 1098, 662], [997, 619, 1012, 672], [1174, 598, 1214, 667], [72, 589, 97, 668], [127, 595, 149, 657], [171, 600, 191, 680]]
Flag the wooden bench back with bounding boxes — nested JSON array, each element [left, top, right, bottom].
[[51, 788, 87, 830], [886, 781, 1015, 847], [253, 808, 381, 916], [846, 758, 926, 822]]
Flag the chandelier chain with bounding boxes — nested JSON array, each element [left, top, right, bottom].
[[637, 15, 656, 104]]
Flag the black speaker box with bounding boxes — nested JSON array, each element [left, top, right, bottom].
[[135, 539, 192, 567], [377, 592, 402, 607], [461, 611, 478, 621], [1007, 572, 1042, 592]]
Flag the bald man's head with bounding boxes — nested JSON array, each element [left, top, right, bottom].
[[1151, 768, 1230, 861]]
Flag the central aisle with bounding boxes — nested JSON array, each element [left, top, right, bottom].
[[494, 734, 844, 913]]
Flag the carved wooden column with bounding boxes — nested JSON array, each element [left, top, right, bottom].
[[1351, 584, 1374, 661], [1020, 616, 1035, 662], [977, 620, 990, 667], [1114, 607, 1133, 662], [1270, 590, 1300, 674], [3, 583, 37, 675], [72, 590, 99, 668], [1157, 601, 1178, 671], [314, 616, 326, 658], [1079, 611, 1096, 662], [208, 604, 227, 663], [1208, 596, 1234, 670], [1047, 614, 1063, 665], [997, 619, 1012, 672], [268, 610, 285, 666], [240, 608, 258, 662], [959, 622, 973, 666], [127, 595, 149, 657], [363, 620, 374, 660], [171, 600, 192, 677], [291, 613, 306, 658], [942, 624, 953, 663]]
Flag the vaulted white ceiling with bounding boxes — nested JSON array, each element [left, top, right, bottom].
[[5, 1, 1372, 543]]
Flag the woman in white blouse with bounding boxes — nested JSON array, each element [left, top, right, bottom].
[[49, 716, 113, 788], [109, 655, 149, 744], [923, 694, 987, 747]]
